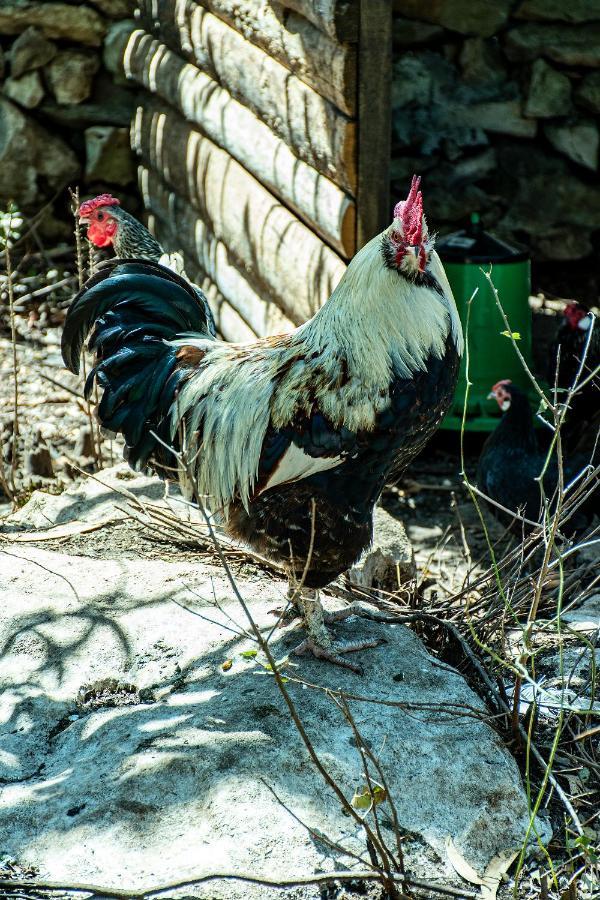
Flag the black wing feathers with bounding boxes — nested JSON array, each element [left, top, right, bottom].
[[61, 258, 209, 374]]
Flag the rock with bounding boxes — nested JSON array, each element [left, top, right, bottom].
[[9, 26, 56, 78], [498, 145, 600, 239], [545, 119, 599, 170], [459, 37, 507, 85], [505, 24, 600, 67], [427, 179, 491, 222], [0, 3, 106, 47], [0, 468, 551, 886], [515, 0, 600, 24], [533, 228, 594, 261], [45, 51, 100, 105], [347, 507, 416, 591], [89, 0, 135, 17], [525, 59, 571, 117], [3, 70, 44, 109], [24, 434, 54, 478], [392, 52, 438, 110], [395, 0, 511, 38], [0, 97, 79, 207], [74, 426, 96, 459], [103, 19, 136, 80], [460, 99, 537, 138], [452, 147, 497, 180], [85, 125, 134, 186], [38, 76, 135, 128], [575, 71, 600, 113], [562, 594, 600, 634], [393, 17, 444, 45]]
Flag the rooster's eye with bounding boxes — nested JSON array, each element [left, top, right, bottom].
[[97, 212, 104, 221]]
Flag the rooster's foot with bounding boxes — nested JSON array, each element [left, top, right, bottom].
[[292, 635, 384, 674], [291, 588, 384, 673]]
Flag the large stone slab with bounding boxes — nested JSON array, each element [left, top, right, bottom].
[[505, 23, 600, 67], [0, 3, 106, 46], [0, 471, 550, 894], [515, 0, 600, 24], [396, 0, 511, 38]]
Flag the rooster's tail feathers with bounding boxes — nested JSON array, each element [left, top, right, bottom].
[[61, 258, 209, 374], [61, 259, 212, 471]]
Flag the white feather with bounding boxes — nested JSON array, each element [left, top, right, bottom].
[[261, 444, 344, 494]]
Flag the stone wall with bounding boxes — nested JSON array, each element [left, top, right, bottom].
[[0, 1, 138, 242], [392, 0, 600, 283]]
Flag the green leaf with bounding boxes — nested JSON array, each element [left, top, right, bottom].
[[351, 783, 387, 810], [500, 330, 521, 341], [240, 649, 257, 659]]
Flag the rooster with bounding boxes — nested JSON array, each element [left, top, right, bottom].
[[547, 302, 599, 456], [62, 176, 463, 671], [78, 193, 216, 337], [478, 380, 598, 535]]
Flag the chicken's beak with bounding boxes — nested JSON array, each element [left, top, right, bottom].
[[487, 391, 496, 400], [409, 245, 426, 273]]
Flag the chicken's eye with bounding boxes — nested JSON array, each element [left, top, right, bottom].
[[97, 212, 104, 221]]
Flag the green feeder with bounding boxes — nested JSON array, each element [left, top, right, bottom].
[[437, 215, 533, 431]]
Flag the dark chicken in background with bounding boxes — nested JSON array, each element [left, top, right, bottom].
[[78, 193, 216, 337], [547, 302, 599, 457], [477, 380, 598, 536], [62, 177, 463, 671]]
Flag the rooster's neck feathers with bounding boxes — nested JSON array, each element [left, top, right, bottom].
[[172, 232, 463, 514], [110, 208, 164, 261]]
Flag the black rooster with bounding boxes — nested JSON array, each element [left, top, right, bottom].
[[477, 380, 598, 535]]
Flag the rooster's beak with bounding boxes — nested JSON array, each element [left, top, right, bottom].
[[408, 245, 426, 273], [487, 391, 495, 400]]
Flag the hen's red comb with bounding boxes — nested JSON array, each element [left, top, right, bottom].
[[393, 175, 423, 244], [492, 379, 512, 392], [79, 193, 120, 219]]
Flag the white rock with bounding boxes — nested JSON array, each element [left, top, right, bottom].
[[0, 469, 551, 892]]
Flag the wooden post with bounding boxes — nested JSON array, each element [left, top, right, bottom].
[[356, 0, 392, 249]]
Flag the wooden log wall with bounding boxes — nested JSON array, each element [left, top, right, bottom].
[[126, 0, 391, 340]]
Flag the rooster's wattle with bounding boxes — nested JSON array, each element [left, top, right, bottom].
[[63, 177, 463, 670]]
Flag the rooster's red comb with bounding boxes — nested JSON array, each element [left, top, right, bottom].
[[492, 379, 512, 393], [79, 193, 120, 219], [393, 175, 423, 245]]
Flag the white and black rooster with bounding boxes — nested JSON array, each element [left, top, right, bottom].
[[63, 176, 463, 672]]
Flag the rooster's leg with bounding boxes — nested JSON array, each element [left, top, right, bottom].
[[290, 587, 383, 674]]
